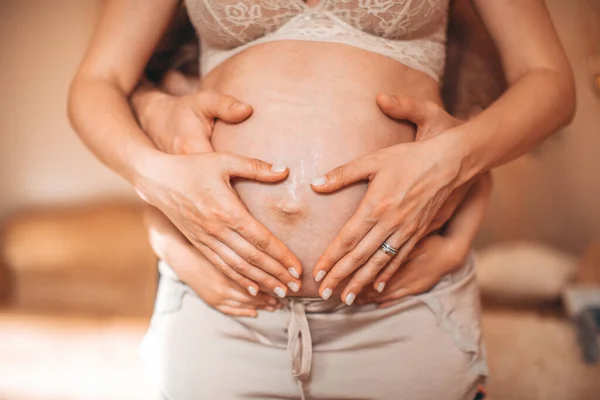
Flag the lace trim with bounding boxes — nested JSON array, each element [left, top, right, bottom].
[[200, 11, 447, 81]]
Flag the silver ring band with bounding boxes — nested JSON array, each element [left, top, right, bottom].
[[380, 241, 398, 256]]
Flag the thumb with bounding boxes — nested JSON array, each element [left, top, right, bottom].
[[219, 153, 289, 183], [376, 93, 434, 127], [310, 154, 378, 193], [192, 90, 253, 124]]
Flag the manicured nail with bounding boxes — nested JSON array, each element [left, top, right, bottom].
[[345, 292, 356, 306], [287, 282, 300, 293], [271, 164, 287, 173], [247, 286, 257, 296], [376, 282, 386, 293], [321, 288, 332, 300], [310, 176, 327, 186], [315, 270, 326, 282], [289, 267, 300, 279], [274, 287, 286, 298]]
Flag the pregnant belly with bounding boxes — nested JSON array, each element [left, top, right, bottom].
[[207, 41, 441, 296]]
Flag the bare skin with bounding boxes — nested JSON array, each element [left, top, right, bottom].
[[134, 70, 480, 313], [200, 42, 448, 297], [69, 0, 574, 303]]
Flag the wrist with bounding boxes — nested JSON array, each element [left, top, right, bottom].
[[431, 127, 483, 188], [126, 143, 165, 188]]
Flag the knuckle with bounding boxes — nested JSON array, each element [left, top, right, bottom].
[[405, 221, 419, 235], [211, 257, 228, 272], [233, 215, 249, 232], [202, 222, 220, 236], [351, 250, 371, 266], [379, 270, 394, 282], [373, 198, 392, 216], [259, 277, 277, 289], [231, 261, 249, 274], [243, 250, 261, 266], [352, 275, 372, 287], [326, 274, 343, 286], [214, 286, 228, 299], [207, 207, 231, 223], [248, 157, 264, 173], [329, 166, 344, 182], [373, 255, 390, 268], [272, 268, 289, 282], [340, 235, 359, 250], [227, 210, 244, 227], [254, 234, 272, 252]]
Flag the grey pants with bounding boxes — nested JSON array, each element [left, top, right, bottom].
[[141, 256, 488, 400]]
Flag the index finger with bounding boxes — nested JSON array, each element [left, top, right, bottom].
[[312, 198, 377, 282], [236, 216, 303, 278]]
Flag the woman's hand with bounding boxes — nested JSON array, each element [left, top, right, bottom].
[[311, 94, 470, 304], [132, 85, 253, 155], [144, 206, 282, 317], [358, 172, 492, 308], [356, 235, 461, 308], [134, 150, 303, 298], [132, 87, 303, 298]]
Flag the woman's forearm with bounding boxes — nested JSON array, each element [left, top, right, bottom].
[[68, 77, 159, 184], [450, 67, 575, 185]]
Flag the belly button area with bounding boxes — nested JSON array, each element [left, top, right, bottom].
[[268, 197, 309, 225]]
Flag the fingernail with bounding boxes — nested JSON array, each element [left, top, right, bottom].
[[287, 282, 300, 293], [268, 297, 278, 306], [247, 286, 257, 296], [376, 282, 386, 293], [232, 102, 248, 111], [383, 93, 397, 103], [310, 176, 327, 186], [314, 270, 326, 282], [289, 267, 300, 279], [345, 292, 356, 306], [321, 288, 332, 300], [274, 287, 286, 298], [271, 164, 287, 173]]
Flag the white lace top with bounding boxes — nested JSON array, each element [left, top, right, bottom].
[[185, 0, 450, 81]]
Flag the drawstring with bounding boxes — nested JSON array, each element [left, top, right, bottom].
[[287, 300, 313, 400]]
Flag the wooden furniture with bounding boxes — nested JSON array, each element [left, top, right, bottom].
[[0, 202, 157, 316]]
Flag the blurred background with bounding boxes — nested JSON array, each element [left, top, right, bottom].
[[0, 0, 599, 399]]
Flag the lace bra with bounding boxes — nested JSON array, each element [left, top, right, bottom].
[[185, 0, 450, 81]]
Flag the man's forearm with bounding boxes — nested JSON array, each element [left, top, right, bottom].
[[450, 67, 575, 185]]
